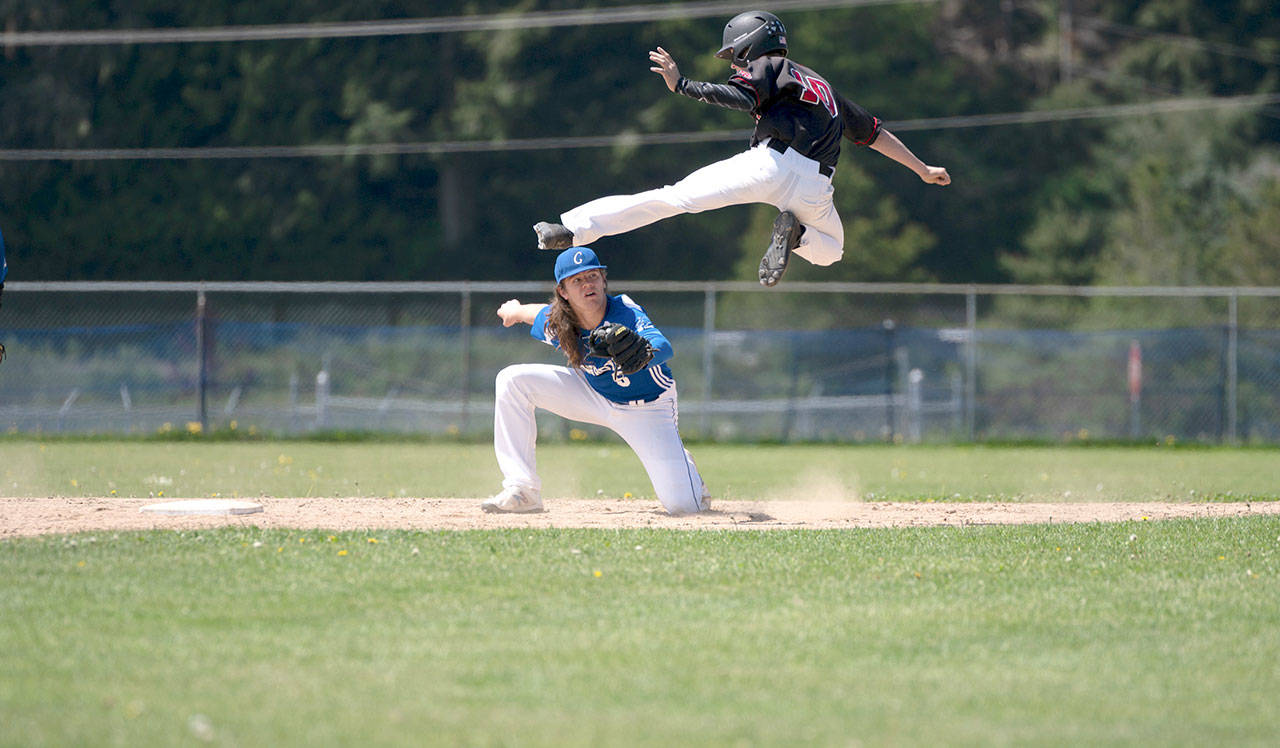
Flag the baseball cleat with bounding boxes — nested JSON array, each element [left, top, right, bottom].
[[481, 487, 544, 513], [533, 222, 575, 251], [758, 211, 802, 287]]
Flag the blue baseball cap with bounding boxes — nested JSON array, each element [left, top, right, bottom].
[[554, 247, 607, 284]]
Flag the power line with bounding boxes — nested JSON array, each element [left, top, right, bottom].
[[1071, 64, 1280, 121], [0, 130, 746, 161], [1078, 16, 1280, 66], [0, 0, 937, 47], [887, 92, 1280, 132], [2, 94, 1276, 162]]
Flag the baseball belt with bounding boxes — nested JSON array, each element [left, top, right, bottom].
[[766, 138, 834, 177]]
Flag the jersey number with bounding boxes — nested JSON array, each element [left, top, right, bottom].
[[797, 73, 837, 117]]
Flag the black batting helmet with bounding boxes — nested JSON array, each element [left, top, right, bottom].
[[715, 10, 788, 66]]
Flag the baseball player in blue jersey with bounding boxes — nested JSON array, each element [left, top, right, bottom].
[[534, 10, 950, 287], [485, 246, 708, 514]]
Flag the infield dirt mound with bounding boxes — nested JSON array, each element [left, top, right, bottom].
[[3, 497, 1279, 537]]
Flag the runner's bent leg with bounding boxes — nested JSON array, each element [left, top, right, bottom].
[[768, 164, 844, 266]]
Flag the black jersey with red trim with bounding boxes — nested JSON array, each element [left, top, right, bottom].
[[676, 55, 881, 170]]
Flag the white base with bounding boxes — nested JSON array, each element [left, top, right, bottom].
[[140, 499, 264, 516]]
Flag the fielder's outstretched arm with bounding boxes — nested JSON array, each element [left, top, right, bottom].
[[497, 300, 546, 327], [869, 129, 951, 185], [650, 47, 756, 110]]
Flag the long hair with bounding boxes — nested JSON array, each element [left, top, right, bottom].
[[546, 276, 606, 368]]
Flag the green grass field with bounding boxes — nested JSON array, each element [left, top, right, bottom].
[[4, 521, 1279, 745], [3, 441, 1280, 745], [3, 440, 1279, 501]]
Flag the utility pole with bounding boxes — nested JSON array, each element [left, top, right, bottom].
[[1058, 0, 1074, 83]]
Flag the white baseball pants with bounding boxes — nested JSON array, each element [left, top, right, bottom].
[[561, 139, 843, 266], [494, 363, 708, 515]]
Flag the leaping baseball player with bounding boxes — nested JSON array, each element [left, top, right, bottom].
[[534, 10, 950, 287], [485, 246, 709, 515]]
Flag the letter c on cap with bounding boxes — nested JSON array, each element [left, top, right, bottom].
[[574, 251, 584, 265]]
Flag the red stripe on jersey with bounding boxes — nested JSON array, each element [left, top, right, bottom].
[[852, 116, 882, 146], [729, 72, 761, 108]]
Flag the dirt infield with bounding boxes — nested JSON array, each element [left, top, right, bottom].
[[3, 496, 1280, 537]]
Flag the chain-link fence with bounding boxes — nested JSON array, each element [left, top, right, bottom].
[[2, 281, 1278, 443]]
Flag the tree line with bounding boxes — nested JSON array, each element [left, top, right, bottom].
[[1, 0, 1276, 285]]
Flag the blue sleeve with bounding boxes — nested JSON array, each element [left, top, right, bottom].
[[619, 295, 673, 367], [530, 305, 556, 348], [641, 327, 674, 367]]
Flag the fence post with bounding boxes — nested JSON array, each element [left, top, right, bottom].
[[782, 334, 801, 442], [315, 353, 331, 430], [700, 285, 716, 439], [882, 319, 896, 441], [895, 346, 911, 438], [965, 288, 977, 442], [288, 372, 300, 433], [1227, 291, 1238, 445], [460, 286, 473, 435], [1128, 339, 1142, 439], [196, 286, 208, 432], [907, 368, 923, 443]]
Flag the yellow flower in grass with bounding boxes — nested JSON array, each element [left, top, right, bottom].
[[569, 428, 589, 441], [367, 538, 379, 544], [623, 492, 633, 499], [186, 421, 202, 435], [593, 570, 602, 578], [338, 549, 348, 557]]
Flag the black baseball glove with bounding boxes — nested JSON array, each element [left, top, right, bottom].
[[588, 322, 654, 375]]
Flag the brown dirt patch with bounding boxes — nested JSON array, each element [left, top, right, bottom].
[[3, 497, 1279, 538]]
